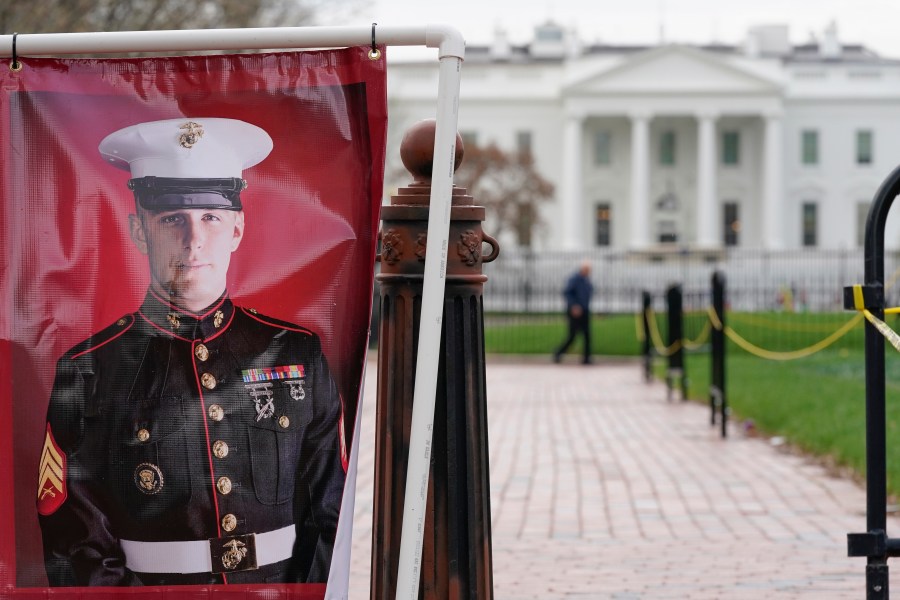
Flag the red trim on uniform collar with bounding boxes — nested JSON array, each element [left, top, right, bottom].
[[139, 291, 234, 341], [148, 288, 227, 319]]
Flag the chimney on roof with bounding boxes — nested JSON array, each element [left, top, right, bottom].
[[744, 24, 791, 57], [530, 21, 567, 59], [490, 25, 512, 60], [821, 21, 841, 59]]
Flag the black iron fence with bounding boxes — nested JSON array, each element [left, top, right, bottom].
[[371, 247, 900, 354], [484, 247, 900, 315]]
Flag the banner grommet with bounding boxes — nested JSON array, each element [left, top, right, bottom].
[[9, 32, 22, 72]]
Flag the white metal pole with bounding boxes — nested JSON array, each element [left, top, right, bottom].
[[394, 37, 464, 600], [0, 25, 452, 56]]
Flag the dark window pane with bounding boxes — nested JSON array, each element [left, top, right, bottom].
[[802, 202, 817, 246], [595, 203, 611, 246], [722, 131, 739, 165], [802, 130, 818, 165], [723, 201, 740, 246]]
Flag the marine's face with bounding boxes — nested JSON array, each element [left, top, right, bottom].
[[129, 208, 245, 312]]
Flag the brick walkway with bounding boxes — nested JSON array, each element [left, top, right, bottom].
[[347, 356, 897, 598]]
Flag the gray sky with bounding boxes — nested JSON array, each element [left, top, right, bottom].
[[367, 0, 900, 59]]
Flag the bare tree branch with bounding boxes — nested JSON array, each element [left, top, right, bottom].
[[455, 143, 554, 248]]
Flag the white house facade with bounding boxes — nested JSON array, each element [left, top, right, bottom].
[[385, 23, 900, 251]]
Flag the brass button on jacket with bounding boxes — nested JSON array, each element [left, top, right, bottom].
[[221, 513, 237, 532], [195, 344, 209, 362], [216, 476, 232, 495], [213, 440, 229, 459], [208, 404, 224, 422], [200, 372, 217, 390]]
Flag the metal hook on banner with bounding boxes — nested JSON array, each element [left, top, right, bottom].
[[9, 32, 22, 72], [369, 23, 381, 60]]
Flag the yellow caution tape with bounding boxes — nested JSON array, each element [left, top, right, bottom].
[[861, 309, 900, 353], [644, 308, 682, 357], [728, 312, 861, 333], [683, 320, 711, 350], [849, 284, 900, 353], [643, 308, 711, 355], [853, 284, 865, 310], [707, 305, 724, 331], [707, 304, 863, 360]]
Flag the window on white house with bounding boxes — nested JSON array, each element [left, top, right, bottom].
[[722, 131, 739, 165], [593, 131, 611, 166], [723, 202, 740, 247], [857, 130, 873, 165], [516, 130, 532, 157], [802, 202, 818, 247], [660, 131, 676, 166], [801, 130, 819, 165], [595, 203, 611, 246]]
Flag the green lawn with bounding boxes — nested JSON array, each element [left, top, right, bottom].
[[485, 311, 900, 497]]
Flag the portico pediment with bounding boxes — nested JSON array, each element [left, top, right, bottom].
[[566, 45, 783, 96]]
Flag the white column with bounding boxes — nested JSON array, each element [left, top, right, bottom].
[[561, 112, 584, 249], [696, 111, 718, 247], [629, 112, 651, 248], [762, 112, 784, 249]]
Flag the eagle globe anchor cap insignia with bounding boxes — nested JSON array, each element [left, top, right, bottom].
[[179, 121, 204, 148]]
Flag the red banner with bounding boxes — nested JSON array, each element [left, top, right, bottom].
[[0, 46, 386, 597]]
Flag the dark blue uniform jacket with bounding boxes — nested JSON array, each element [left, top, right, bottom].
[[38, 290, 346, 586]]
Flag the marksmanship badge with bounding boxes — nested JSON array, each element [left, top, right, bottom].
[[244, 382, 274, 421], [286, 380, 305, 401]]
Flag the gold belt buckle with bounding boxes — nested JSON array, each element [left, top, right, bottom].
[[209, 533, 258, 573]]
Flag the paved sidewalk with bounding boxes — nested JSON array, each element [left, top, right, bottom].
[[348, 356, 896, 598]]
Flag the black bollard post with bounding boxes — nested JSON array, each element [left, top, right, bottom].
[[666, 284, 687, 402], [642, 291, 652, 382], [710, 271, 727, 438], [371, 120, 498, 599]]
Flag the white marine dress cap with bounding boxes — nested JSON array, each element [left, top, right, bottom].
[[98, 118, 274, 210]]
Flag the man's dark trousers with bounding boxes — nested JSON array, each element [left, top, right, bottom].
[[555, 311, 591, 364]]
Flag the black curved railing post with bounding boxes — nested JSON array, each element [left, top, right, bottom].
[[845, 164, 900, 600]]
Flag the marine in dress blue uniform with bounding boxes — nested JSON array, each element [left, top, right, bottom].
[[36, 118, 347, 586]]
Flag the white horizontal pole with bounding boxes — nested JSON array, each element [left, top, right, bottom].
[[0, 24, 464, 59]]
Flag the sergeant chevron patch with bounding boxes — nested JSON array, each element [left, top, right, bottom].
[[37, 423, 67, 516]]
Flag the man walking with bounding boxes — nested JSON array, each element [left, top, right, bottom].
[[553, 259, 594, 365]]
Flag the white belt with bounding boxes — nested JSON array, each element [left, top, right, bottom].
[[121, 524, 296, 574]]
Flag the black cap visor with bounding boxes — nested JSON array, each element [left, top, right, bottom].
[[129, 176, 245, 211]]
